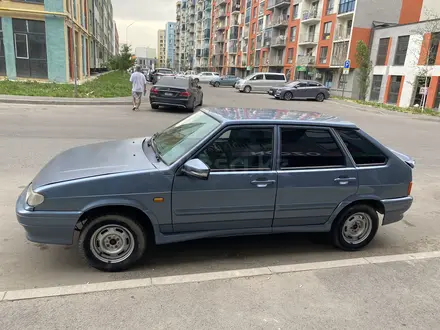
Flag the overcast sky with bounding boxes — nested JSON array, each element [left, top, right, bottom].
[[112, 0, 176, 51]]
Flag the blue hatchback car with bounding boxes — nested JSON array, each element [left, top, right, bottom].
[[16, 108, 414, 271]]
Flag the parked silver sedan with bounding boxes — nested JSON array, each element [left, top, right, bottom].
[[268, 80, 330, 102], [16, 108, 414, 272]]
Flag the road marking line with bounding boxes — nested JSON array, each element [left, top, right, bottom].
[[2, 251, 440, 302]]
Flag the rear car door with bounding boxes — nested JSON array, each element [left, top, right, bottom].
[[306, 81, 321, 99], [273, 126, 358, 227]]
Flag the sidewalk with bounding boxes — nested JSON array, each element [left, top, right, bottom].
[[1, 252, 440, 329], [0, 94, 132, 106]]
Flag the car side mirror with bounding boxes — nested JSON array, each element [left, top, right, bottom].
[[182, 159, 210, 179]]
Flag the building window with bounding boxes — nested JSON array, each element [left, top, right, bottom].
[[428, 32, 440, 65], [326, 0, 335, 15], [387, 75, 403, 104], [290, 26, 296, 42], [322, 22, 332, 40], [370, 75, 383, 101], [287, 48, 294, 63], [435, 79, 440, 109], [0, 18, 5, 76], [293, 4, 299, 19], [338, 0, 356, 14], [393, 35, 409, 66], [376, 37, 390, 66], [319, 46, 328, 64], [12, 19, 48, 79]]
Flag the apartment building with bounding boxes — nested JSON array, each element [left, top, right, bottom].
[[0, 0, 90, 82], [157, 29, 166, 67], [194, 0, 212, 71], [165, 22, 176, 68], [0, 0, 116, 83], [114, 20, 119, 54]]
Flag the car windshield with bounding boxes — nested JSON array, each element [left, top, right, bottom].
[[151, 112, 221, 165], [243, 74, 254, 80]]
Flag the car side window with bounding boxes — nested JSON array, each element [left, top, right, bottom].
[[196, 128, 274, 171], [297, 83, 308, 87], [252, 74, 264, 80], [308, 82, 320, 87], [336, 129, 388, 166], [280, 128, 346, 169]]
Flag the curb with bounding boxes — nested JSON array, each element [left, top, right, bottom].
[[0, 98, 132, 106], [1, 250, 440, 302]]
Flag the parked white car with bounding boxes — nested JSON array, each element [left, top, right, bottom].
[[192, 72, 220, 83]]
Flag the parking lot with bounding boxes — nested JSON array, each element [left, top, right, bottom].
[[1, 85, 439, 291]]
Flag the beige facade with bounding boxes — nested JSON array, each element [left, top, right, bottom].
[[157, 29, 166, 68]]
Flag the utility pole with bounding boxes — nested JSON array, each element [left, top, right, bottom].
[[125, 21, 135, 45], [70, 0, 78, 97]]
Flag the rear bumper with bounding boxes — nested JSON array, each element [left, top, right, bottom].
[[150, 96, 189, 108], [381, 196, 413, 225], [15, 188, 80, 245]]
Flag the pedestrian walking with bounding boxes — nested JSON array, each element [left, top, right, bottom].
[[130, 65, 147, 111]]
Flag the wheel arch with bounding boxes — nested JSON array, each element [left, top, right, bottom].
[[77, 202, 158, 243], [328, 198, 385, 227]]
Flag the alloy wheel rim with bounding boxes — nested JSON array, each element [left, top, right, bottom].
[[90, 224, 135, 263], [342, 212, 372, 245], [285, 93, 292, 100]]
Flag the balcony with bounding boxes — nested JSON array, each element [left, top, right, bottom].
[[231, 1, 241, 13], [331, 42, 349, 66], [214, 45, 224, 55], [216, 0, 227, 6], [216, 22, 226, 31], [230, 17, 240, 27], [338, 0, 356, 16], [298, 33, 319, 46], [216, 9, 227, 18], [229, 41, 238, 54], [204, 29, 211, 38], [271, 35, 287, 48], [229, 58, 237, 67], [334, 26, 351, 42], [196, 49, 202, 57], [302, 9, 321, 24], [267, 0, 291, 10], [241, 42, 248, 52], [215, 34, 225, 43], [269, 14, 289, 28], [202, 48, 210, 57], [269, 57, 284, 67], [297, 55, 316, 66]]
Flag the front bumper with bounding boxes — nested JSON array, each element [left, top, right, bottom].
[[235, 84, 244, 91], [16, 187, 81, 245], [381, 196, 413, 225]]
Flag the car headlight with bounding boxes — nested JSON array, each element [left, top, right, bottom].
[[26, 185, 44, 207]]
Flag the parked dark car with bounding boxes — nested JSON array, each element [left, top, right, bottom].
[[16, 108, 414, 272], [268, 80, 330, 102], [149, 76, 203, 111], [209, 75, 240, 87], [151, 68, 174, 84]]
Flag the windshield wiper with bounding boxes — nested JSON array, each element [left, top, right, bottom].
[[149, 134, 164, 163]]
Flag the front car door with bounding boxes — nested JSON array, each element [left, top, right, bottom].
[[292, 82, 309, 99], [273, 126, 358, 228], [250, 73, 265, 91], [172, 125, 277, 232]]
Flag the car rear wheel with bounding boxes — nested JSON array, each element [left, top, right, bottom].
[[331, 204, 379, 251], [214, 82, 220, 87], [316, 93, 325, 102], [187, 98, 195, 112], [244, 85, 251, 93], [284, 91, 293, 101], [78, 214, 147, 272]]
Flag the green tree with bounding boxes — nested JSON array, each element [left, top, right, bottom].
[[355, 40, 372, 101], [108, 44, 135, 71]]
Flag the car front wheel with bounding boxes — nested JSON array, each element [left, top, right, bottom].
[[78, 214, 147, 272], [283, 91, 293, 101], [316, 93, 325, 102], [244, 85, 251, 93], [331, 204, 379, 251]]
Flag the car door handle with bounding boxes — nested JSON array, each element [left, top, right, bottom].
[[334, 177, 357, 185], [251, 180, 276, 188]]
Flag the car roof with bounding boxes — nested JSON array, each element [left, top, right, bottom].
[[201, 108, 357, 128]]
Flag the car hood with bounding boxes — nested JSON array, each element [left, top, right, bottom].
[[388, 147, 415, 168], [32, 138, 155, 188]]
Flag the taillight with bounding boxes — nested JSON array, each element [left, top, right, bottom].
[[150, 88, 159, 94], [408, 182, 413, 196], [179, 91, 190, 97]]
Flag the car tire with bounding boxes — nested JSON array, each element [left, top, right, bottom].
[[284, 91, 293, 101], [199, 95, 203, 106], [316, 93, 325, 102], [244, 85, 251, 93], [194, 78, 199, 84], [151, 104, 159, 109], [78, 214, 147, 272], [331, 204, 379, 251], [214, 82, 220, 87], [187, 98, 195, 112]]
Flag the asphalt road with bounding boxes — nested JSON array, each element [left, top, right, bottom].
[[0, 86, 439, 291]]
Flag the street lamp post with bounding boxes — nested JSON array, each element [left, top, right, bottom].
[[69, 0, 78, 97], [125, 21, 136, 45]]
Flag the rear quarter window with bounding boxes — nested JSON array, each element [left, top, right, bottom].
[[336, 129, 388, 166]]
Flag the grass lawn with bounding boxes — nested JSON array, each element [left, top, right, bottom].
[[0, 71, 132, 98]]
